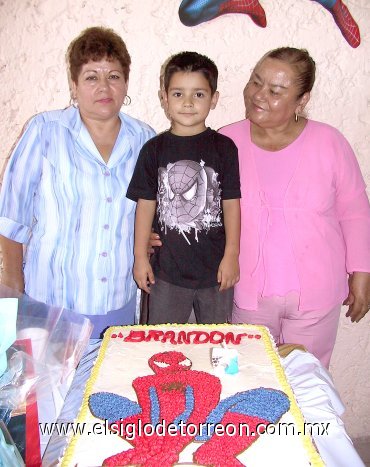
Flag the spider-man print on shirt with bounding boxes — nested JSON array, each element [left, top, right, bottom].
[[157, 159, 221, 245]]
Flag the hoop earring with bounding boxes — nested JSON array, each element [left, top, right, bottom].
[[124, 95, 131, 106], [70, 97, 78, 108], [295, 112, 299, 123]]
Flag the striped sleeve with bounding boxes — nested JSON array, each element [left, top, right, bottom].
[[0, 115, 44, 243]]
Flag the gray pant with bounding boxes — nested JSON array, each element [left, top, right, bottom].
[[147, 277, 234, 324]]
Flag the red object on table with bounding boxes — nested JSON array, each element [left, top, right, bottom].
[[14, 338, 42, 467]]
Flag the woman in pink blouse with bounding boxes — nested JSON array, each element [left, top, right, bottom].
[[218, 47, 370, 367]]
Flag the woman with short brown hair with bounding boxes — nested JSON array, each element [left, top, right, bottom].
[[0, 27, 155, 338]]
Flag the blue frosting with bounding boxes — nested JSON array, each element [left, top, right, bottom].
[[149, 386, 160, 426], [195, 388, 290, 441], [173, 386, 195, 426], [229, 388, 290, 420], [89, 392, 141, 423]]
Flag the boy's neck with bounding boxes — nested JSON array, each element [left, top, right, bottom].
[[170, 123, 208, 137]]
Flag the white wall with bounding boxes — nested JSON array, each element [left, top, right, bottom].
[[0, 0, 369, 440]]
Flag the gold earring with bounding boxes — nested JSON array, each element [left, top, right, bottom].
[[295, 113, 299, 123], [70, 96, 78, 108]]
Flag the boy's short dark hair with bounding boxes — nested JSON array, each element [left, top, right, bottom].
[[163, 51, 218, 95]]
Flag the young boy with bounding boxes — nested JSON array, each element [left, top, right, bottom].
[[127, 51, 241, 324]]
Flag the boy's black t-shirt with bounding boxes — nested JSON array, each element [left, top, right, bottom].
[[127, 128, 241, 289]]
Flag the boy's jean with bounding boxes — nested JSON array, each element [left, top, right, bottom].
[[147, 277, 233, 324]]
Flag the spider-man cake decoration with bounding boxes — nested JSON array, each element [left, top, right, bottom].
[[89, 350, 290, 466]]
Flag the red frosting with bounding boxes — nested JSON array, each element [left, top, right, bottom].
[[111, 329, 262, 345]]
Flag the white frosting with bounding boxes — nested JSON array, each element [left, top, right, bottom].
[[61, 324, 322, 467]]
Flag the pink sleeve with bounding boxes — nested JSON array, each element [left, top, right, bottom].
[[334, 132, 370, 272]]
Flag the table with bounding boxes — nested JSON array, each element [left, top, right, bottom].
[[42, 341, 365, 467], [0, 287, 92, 466]]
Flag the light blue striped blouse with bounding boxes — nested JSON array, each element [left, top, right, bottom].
[[0, 106, 155, 315]]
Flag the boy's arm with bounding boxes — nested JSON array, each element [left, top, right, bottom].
[[134, 199, 157, 293], [218, 199, 240, 291]]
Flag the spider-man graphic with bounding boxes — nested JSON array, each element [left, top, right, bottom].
[[158, 160, 221, 244], [89, 351, 290, 466], [178, 0, 361, 48]]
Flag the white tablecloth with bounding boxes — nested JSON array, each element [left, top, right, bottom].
[[282, 350, 364, 467]]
